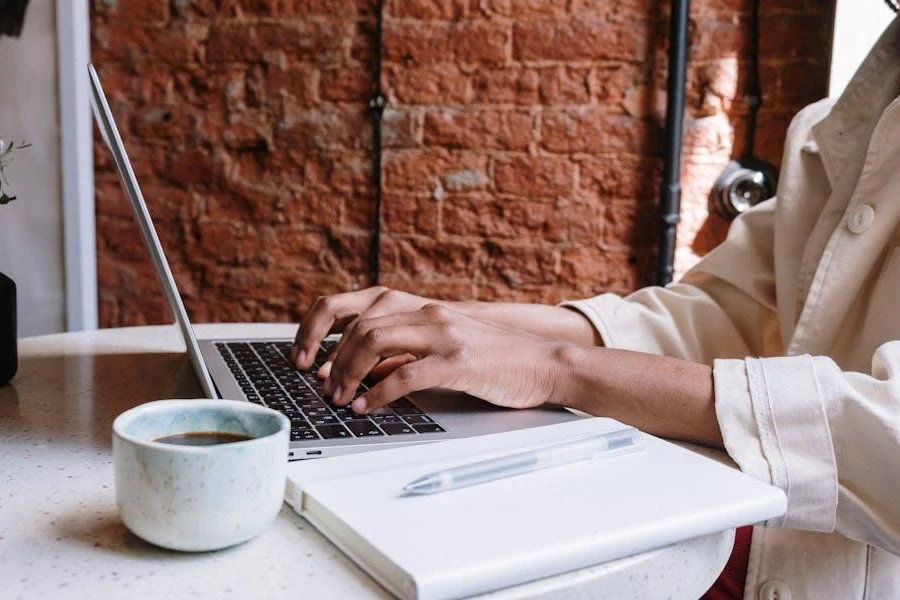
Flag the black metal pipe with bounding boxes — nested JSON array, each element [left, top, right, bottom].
[[655, 0, 691, 287], [369, 0, 386, 286]]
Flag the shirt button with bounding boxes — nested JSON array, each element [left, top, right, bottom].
[[848, 205, 875, 234], [759, 580, 791, 600]]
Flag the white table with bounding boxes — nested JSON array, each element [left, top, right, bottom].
[[0, 324, 734, 599]]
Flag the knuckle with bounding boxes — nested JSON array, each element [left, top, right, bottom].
[[362, 327, 383, 348], [382, 289, 403, 303], [422, 303, 448, 320], [319, 295, 336, 312], [395, 365, 416, 385]]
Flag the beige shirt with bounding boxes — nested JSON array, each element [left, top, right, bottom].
[[565, 17, 900, 600]]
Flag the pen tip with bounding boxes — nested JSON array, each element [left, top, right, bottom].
[[403, 477, 436, 495]]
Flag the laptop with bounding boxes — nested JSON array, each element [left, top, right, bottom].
[[87, 64, 580, 460]]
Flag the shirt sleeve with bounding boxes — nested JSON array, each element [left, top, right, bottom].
[[714, 346, 900, 555], [562, 197, 782, 364], [563, 197, 900, 554]]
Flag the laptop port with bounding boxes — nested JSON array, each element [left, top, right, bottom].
[[306, 450, 322, 456]]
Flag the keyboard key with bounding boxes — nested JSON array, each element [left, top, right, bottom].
[[391, 400, 423, 415], [291, 430, 319, 441], [315, 424, 352, 439], [309, 415, 338, 426], [412, 423, 446, 434], [345, 421, 384, 437], [403, 415, 434, 425], [380, 422, 415, 435], [370, 414, 402, 424]]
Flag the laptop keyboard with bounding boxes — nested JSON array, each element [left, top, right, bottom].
[[215, 341, 446, 442]]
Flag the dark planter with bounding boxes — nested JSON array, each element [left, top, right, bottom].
[[0, 272, 16, 385]]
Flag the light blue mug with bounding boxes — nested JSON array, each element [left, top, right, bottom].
[[112, 399, 289, 552]]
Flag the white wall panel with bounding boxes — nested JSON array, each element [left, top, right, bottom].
[[0, 0, 66, 336]]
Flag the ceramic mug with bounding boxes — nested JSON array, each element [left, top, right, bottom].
[[112, 399, 289, 552]]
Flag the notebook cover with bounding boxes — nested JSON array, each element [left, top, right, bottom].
[[286, 418, 786, 600]]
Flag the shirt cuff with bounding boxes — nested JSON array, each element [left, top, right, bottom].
[[559, 295, 622, 348], [714, 356, 838, 531]]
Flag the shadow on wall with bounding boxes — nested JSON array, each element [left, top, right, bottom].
[[0, 0, 30, 38]]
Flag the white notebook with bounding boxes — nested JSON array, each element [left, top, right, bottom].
[[285, 418, 786, 600]]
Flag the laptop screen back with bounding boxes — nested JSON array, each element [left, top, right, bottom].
[[87, 64, 217, 399]]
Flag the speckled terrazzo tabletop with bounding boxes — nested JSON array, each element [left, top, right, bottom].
[[0, 324, 733, 599]]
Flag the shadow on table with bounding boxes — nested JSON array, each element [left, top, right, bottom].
[[0, 351, 203, 449], [53, 507, 246, 560]]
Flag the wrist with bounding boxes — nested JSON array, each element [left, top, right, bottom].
[[542, 342, 593, 411]]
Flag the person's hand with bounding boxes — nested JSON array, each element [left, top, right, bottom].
[[322, 304, 560, 414], [291, 287, 443, 372]]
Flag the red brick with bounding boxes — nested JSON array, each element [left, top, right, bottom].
[[494, 155, 575, 197], [296, 0, 375, 16], [538, 66, 591, 105], [385, 0, 470, 19], [602, 201, 656, 251], [304, 151, 373, 195], [382, 193, 439, 235], [759, 13, 831, 62], [579, 155, 662, 199], [276, 107, 372, 152], [385, 63, 471, 105], [383, 149, 488, 192], [482, 0, 568, 18], [266, 64, 320, 106], [540, 109, 654, 154], [513, 18, 647, 62], [320, 66, 372, 103], [559, 247, 640, 294], [484, 241, 559, 287], [381, 236, 483, 280], [384, 20, 509, 65], [166, 148, 219, 188], [472, 67, 540, 105], [382, 108, 423, 148], [206, 20, 349, 64], [423, 109, 532, 151], [96, 0, 169, 23], [441, 194, 566, 241]]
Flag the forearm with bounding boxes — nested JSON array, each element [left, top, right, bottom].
[[547, 344, 723, 448], [451, 301, 602, 347]]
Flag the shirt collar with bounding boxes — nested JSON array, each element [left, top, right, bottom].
[[813, 15, 900, 187]]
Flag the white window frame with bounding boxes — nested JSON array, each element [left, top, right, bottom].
[[56, 0, 97, 331], [829, 0, 894, 97]]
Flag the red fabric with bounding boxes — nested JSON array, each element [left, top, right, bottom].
[[701, 526, 753, 600]]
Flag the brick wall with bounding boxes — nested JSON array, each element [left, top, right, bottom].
[[91, 0, 832, 326]]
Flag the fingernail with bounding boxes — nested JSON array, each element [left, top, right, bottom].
[[317, 360, 332, 379], [352, 397, 367, 413], [295, 350, 307, 368], [332, 385, 343, 404]]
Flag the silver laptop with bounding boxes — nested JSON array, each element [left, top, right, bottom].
[[88, 63, 579, 460]]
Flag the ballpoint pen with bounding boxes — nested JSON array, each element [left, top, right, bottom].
[[403, 427, 642, 495]]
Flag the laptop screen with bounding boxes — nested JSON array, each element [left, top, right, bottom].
[[87, 63, 217, 399]]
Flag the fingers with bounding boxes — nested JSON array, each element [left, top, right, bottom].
[[315, 289, 427, 371], [352, 357, 454, 413], [328, 323, 437, 406], [291, 287, 387, 369], [316, 354, 414, 381], [369, 354, 417, 379]]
